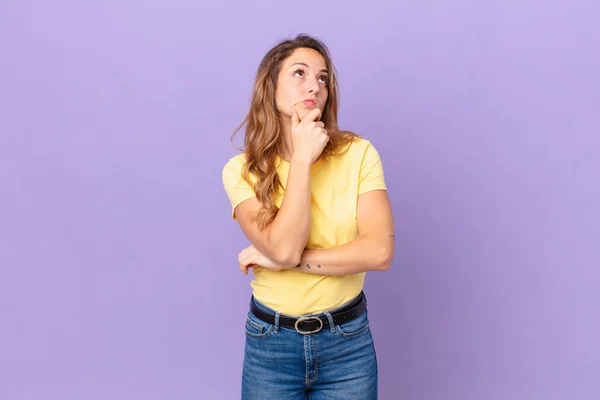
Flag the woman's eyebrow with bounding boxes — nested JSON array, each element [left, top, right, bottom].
[[289, 62, 329, 74]]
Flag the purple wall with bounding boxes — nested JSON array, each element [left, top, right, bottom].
[[1, 1, 599, 399]]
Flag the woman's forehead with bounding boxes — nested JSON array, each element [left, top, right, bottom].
[[283, 48, 327, 69]]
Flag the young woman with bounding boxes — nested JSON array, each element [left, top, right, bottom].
[[222, 34, 395, 400]]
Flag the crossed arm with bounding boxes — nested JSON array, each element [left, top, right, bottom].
[[235, 189, 395, 276]]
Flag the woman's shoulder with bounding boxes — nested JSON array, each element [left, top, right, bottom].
[[222, 152, 247, 171], [335, 133, 379, 160], [350, 135, 376, 150], [222, 152, 248, 185]]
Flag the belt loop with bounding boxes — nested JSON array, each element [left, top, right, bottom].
[[273, 312, 280, 333], [323, 311, 336, 333]]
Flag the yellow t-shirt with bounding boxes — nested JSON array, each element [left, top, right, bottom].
[[221, 137, 387, 316]]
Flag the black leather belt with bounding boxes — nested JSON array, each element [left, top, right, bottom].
[[249, 291, 367, 335]]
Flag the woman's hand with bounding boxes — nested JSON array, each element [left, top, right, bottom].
[[290, 106, 329, 165], [237, 244, 288, 275]]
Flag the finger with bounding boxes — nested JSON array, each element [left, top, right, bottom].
[[238, 252, 249, 267], [238, 245, 254, 260], [290, 106, 300, 127], [242, 251, 262, 268], [301, 108, 322, 124], [314, 127, 328, 137], [313, 121, 325, 128], [241, 259, 257, 274], [313, 108, 322, 122], [241, 252, 254, 266], [240, 262, 249, 275], [239, 257, 253, 275]]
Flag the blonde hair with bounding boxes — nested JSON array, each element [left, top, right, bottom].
[[231, 34, 358, 231]]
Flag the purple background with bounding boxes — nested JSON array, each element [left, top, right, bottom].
[[1, 1, 599, 399]]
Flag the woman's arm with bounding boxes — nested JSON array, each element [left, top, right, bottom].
[[234, 157, 312, 267], [236, 189, 395, 276], [292, 189, 395, 276], [232, 108, 328, 267]]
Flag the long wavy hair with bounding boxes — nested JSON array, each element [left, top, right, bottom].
[[231, 34, 359, 231]]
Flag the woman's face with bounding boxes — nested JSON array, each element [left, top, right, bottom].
[[275, 47, 329, 121]]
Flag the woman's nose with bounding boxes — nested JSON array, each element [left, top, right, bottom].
[[308, 78, 320, 94]]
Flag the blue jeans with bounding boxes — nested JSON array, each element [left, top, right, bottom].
[[241, 294, 378, 399]]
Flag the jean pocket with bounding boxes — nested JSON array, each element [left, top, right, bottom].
[[335, 309, 370, 338], [245, 311, 274, 338]]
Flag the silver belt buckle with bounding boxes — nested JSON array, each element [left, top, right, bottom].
[[294, 316, 324, 334]]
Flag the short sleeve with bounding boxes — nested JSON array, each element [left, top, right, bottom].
[[222, 156, 256, 219], [358, 141, 387, 194]]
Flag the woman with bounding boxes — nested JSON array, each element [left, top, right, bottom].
[[222, 34, 395, 400]]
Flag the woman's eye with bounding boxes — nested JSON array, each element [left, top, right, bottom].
[[294, 69, 328, 84]]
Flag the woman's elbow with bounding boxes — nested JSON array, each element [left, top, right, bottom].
[[375, 246, 394, 271], [272, 248, 302, 268]]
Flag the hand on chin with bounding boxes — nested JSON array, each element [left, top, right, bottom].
[[292, 103, 321, 121]]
